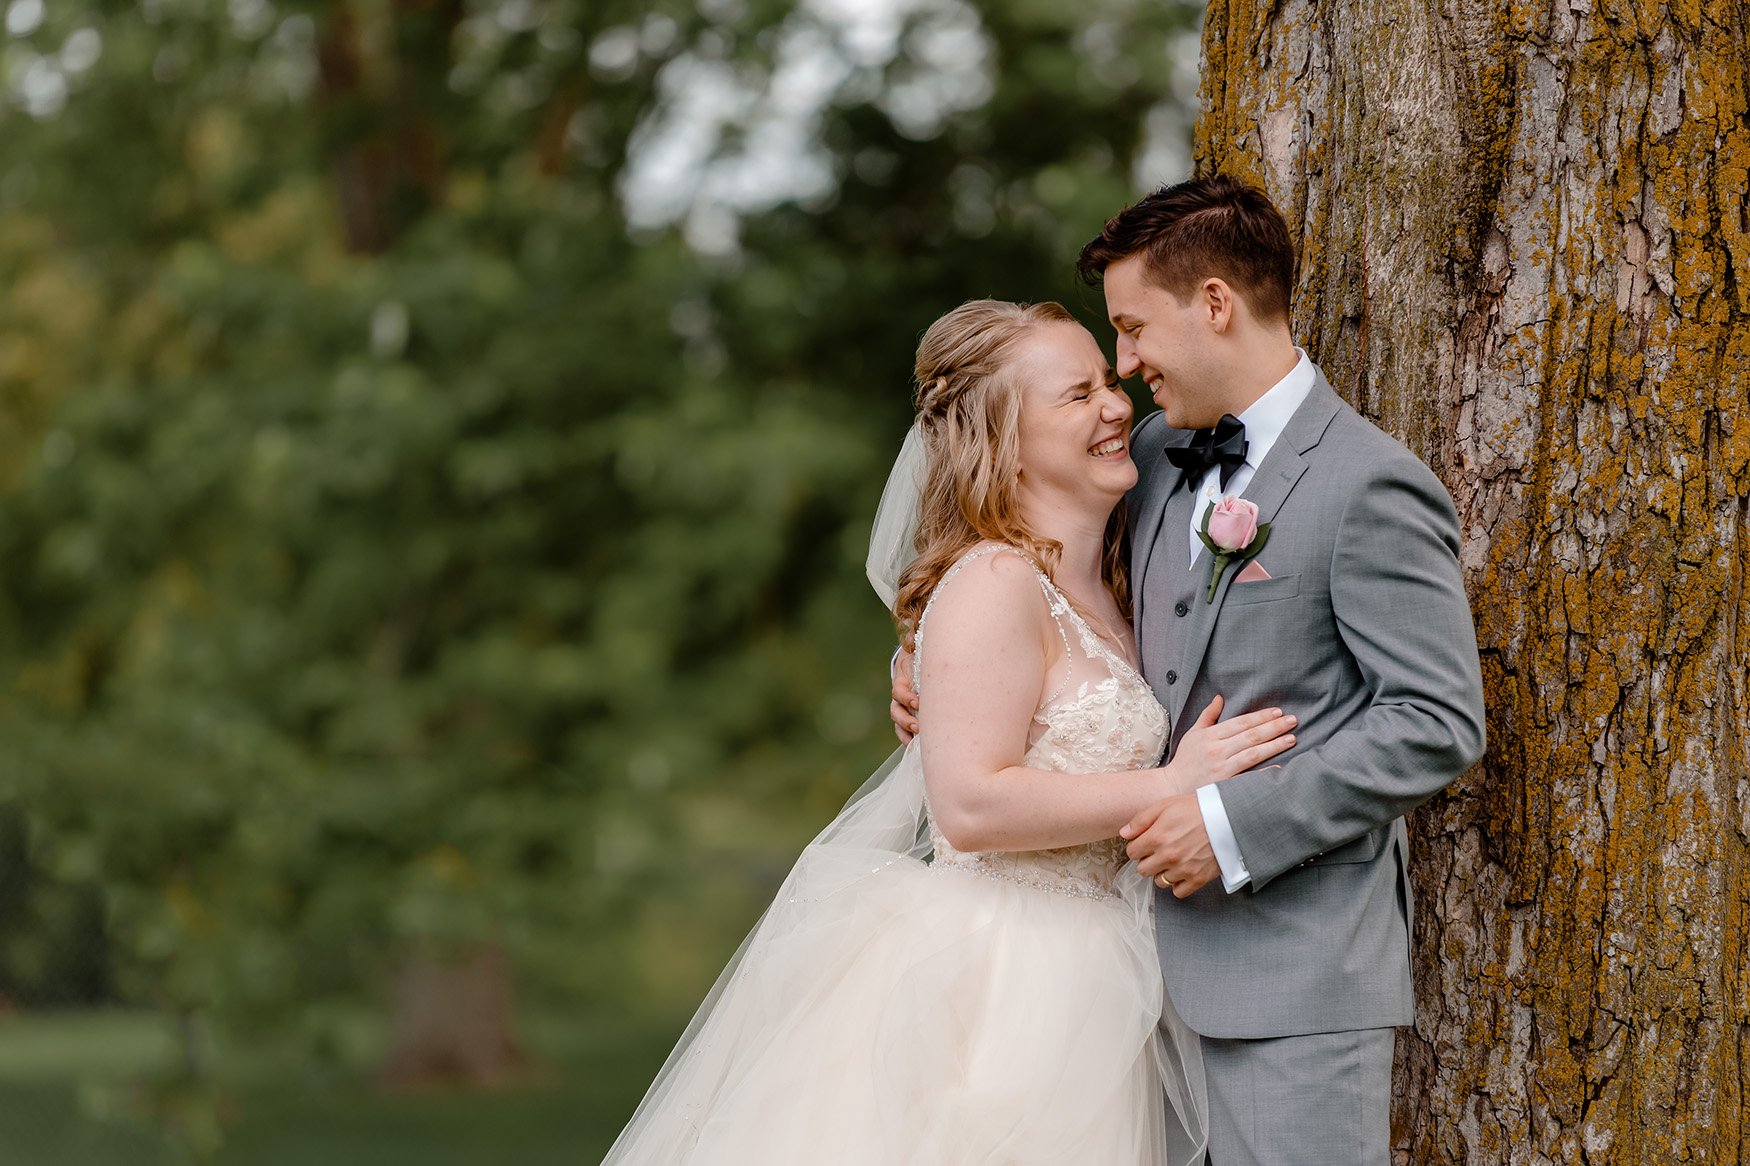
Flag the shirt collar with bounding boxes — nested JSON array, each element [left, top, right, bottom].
[[1235, 348, 1314, 469]]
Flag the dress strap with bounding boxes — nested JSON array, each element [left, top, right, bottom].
[[1046, 588, 1147, 684], [993, 551, 1143, 691], [1026, 566, 1077, 708]]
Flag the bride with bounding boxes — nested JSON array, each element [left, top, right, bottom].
[[601, 299, 1297, 1164]]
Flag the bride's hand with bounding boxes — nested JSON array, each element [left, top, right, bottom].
[[1163, 695, 1296, 793]]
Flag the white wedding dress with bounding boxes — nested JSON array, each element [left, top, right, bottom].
[[602, 544, 1206, 1164]]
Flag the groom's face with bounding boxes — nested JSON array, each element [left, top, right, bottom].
[[1102, 254, 1223, 429]]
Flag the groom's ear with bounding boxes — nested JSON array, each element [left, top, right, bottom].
[[1199, 277, 1238, 333]]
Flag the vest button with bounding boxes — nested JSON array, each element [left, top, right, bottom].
[[1165, 670, 1178, 685], [1174, 601, 1189, 617]]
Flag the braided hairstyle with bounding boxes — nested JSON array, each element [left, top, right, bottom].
[[893, 299, 1130, 642]]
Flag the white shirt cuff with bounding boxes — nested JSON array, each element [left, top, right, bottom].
[[1196, 783, 1251, 892]]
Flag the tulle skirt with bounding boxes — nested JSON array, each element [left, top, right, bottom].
[[603, 752, 1205, 1164]]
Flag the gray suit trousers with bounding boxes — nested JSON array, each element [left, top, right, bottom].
[[1201, 1028, 1395, 1166]]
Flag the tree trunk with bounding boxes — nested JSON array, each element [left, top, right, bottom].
[[1196, 0, 1750, 1161], [377, 941, 528, 1090], [316, 0, 463, 254]]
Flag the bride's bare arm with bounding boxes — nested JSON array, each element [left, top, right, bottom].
[[917, 553, 1294, 853]]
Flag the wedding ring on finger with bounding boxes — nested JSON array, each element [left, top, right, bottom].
[[1156, 873, 1174, 889]]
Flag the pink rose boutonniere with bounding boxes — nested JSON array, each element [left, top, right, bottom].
[[1197, 496, 1271, 602]]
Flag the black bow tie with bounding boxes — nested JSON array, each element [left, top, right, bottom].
[[1164, 414, 1249, 490]]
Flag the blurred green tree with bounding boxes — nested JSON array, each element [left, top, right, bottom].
[[0, 0, 1201, 1130]]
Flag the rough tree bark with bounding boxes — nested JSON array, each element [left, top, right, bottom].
[[1196, 0, 1750, 1161]]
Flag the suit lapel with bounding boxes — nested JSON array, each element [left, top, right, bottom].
[[1165, 375, 1344, 729]]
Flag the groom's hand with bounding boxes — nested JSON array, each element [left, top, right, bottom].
[[890, 649, 920, 744], [1122, 793, 1220, 899]]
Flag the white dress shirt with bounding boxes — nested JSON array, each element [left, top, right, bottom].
[[1186, 350, 1315, 892]]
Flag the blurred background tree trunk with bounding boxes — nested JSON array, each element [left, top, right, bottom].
[[316, 0, 464, 254], [314, 0, 523, 1089], [378, 941, 524, 1089], [1196, 0, 1750, 1160]]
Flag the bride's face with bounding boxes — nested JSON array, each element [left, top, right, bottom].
[[1012, 321, 1137, 509]]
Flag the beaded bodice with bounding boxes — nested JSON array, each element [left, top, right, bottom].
[[913, 544, 1169, 900]]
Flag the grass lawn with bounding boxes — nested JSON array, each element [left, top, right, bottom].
[[0, 1009, 678, 1164]]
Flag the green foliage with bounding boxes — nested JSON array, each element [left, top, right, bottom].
[[0, 0, 1201, 1114]]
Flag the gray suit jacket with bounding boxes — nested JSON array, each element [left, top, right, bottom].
[[1126, 369, 1485, 1039]]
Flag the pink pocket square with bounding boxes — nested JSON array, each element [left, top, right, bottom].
[[1234, 560, 1272, 584]]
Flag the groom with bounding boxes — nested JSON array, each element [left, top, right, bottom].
[[1083, 176, 1485, 1164], [893, 175, 1485, 1164]]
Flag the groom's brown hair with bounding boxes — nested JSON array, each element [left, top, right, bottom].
[[1076, 175, 1295, 323]]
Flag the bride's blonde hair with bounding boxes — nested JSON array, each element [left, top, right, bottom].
[[893, 299, 1130, 640]]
